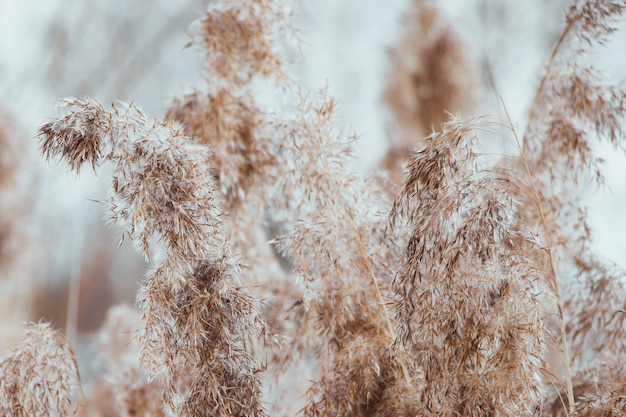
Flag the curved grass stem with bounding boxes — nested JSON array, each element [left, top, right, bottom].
[[501, 96, 576, 416]]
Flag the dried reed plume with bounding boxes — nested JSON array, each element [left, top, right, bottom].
[[381, 0, 477, 178], [166, 0, 295, 327], [273, 88, 409, 416], [167, 89, 275, 209], [516, 1, 626, 414], [39, 98, 268, 416], [193, 0, 291, 89], [167, 0, 290, 209], [165, 11, 306, 409], [390, 119, 549, 416], [0, 322, 81, 417]]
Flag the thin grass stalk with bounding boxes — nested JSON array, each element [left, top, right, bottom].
[[502, 98, 576, 416]]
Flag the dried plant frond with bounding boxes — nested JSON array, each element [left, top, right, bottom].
[[518, 4, 626, 408], [565, 258, 626, 365], [273, 89, 412, 416], [170, 1, 294, 350], [525, 63, 626, 188], [524, 1, 626, 173], [40, 99, 106, 173], [39, 97, 268, 417], [381, 0, 477, 179], [300, 330, 402, 417], [566, 0, 626, 46], [370, 377, 421, 417], [274, 89, 395, 343], [139, 260, 267, 417], [574, 369, 626, 416], [39, 97, 218, 260], [0, 322, 81, 417], [167, 89, 275, 209], [194, 0, 293, 88], [390, 118, 549, 415], [172, 0, 290, 213], [523, 0, 626, 195]]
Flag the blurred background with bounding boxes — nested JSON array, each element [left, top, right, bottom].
[[0, 0, 625, 366]]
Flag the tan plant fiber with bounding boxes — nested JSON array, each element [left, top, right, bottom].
[[389, 118, 549, 416], [0, 323, 82, 417], [19, 0, 626, 415], [39, 98, 268, 417], [514, 1, 626, 414], [166, 0, 296, 340], [193, 0, 292, 89], [272, 89, 409, 416]]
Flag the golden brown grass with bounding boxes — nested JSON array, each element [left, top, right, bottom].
[[1, 0, 626, 416], [381, 0, 478, 181], [0, 323, 83, 417]]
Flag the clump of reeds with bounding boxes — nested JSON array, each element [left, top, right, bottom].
[[165, 0, 297, 335], [514, 1, 626, 414], [0, 0, 624, 416], [166, 0, 291, 210], [272, 88, 409, 416], [39, 97, 268, 416]]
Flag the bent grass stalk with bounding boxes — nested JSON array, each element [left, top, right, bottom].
[[502, 97, 575, 416]]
